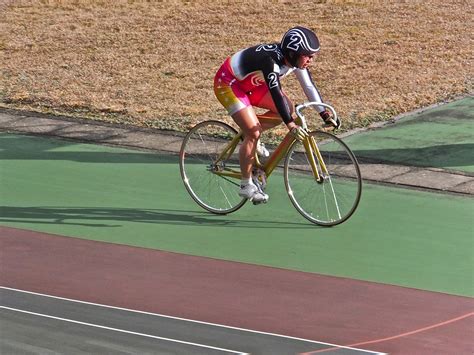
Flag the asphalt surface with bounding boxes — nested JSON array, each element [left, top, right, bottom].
[[1, 287, 382, 355]]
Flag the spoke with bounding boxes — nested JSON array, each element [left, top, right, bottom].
[[197, 132, 215, 164], [327, 176, 342, 220], [215, 173, 240, 187], [217, 179, 234, 209]]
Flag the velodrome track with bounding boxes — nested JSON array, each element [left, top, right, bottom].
[[1, 98, 473, 354], [1, 227, 472, 354]]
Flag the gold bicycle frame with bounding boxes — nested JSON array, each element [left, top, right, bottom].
[[213, 102, 338, 183]]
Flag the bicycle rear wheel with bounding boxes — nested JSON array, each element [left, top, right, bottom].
[[284, 131, 362, 226], [179, 120, 246, 214]]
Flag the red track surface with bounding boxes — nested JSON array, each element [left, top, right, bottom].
[[1, 226, 473, 354]]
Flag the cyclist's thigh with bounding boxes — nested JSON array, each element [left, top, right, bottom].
[[232, 106, 261, 139], [252, 89, 294, 115]]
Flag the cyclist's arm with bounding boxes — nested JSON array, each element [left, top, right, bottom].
[[262, 58, 294, 124], [294, 69, 325, 113]]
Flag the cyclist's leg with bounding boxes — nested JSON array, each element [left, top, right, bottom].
[[231, 107, 269, 202], [214, 62, 260, 180], [250, 89, 294, 130], [231, 107, 261, 180]]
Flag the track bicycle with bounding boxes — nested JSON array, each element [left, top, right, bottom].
[[179, 102, 362, 226]]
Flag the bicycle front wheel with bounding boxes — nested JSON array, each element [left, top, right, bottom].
[[179, 120, 246, 214], [284, 131, 362, 226]]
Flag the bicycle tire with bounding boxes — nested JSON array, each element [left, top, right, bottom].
[[179, 120, 247, 214], [284, 131, 362, 226]]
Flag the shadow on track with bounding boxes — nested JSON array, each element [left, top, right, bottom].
[[0, 133, 177, 164], [353, 143, 474, 171], [0, 206, 315, 229]]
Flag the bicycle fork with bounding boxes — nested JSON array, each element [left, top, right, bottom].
[[303, 133, 343, 220], [302, 135, 329, 183]]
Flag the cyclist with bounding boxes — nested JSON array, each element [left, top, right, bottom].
[[214, 26, 340, 203]]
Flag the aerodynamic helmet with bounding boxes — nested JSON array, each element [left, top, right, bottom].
[[281, 26, 320, 67]]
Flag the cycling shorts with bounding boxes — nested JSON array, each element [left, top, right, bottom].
[[214, 57, 268, 116]]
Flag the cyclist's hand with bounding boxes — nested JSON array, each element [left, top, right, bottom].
[[288, 122, 308, 141], [320, 110, 341, 130]]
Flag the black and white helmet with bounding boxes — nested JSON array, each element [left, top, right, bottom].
[[281, 26, 320, 67]]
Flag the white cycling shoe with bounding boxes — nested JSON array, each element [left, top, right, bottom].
[[256, 140, 270, 158], [238, 183, 269, 203]]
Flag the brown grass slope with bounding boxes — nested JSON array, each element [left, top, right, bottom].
[[1, 0, 473, 137]]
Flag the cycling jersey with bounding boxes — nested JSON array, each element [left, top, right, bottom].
[[214, 43, 325, 124]]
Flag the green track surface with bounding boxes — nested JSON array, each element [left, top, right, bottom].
[[344, 97, 474, 172], [1, 133, 473, 297]]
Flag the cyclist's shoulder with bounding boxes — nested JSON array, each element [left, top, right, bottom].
[[236, 43, 284, 64]]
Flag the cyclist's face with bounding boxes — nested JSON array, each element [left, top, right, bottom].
[[298, 54, 316, 69]]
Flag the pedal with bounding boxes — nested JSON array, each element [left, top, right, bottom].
[[252, 199, 268, 205]]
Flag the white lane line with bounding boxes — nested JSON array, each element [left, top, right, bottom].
[[0, 286, 382, 354], [0, 306, 247, 354]]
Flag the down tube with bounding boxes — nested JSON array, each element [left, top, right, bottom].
[[263, 134, 295, 177]]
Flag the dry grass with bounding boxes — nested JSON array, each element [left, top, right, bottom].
[[1, 0, 473, 137]]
